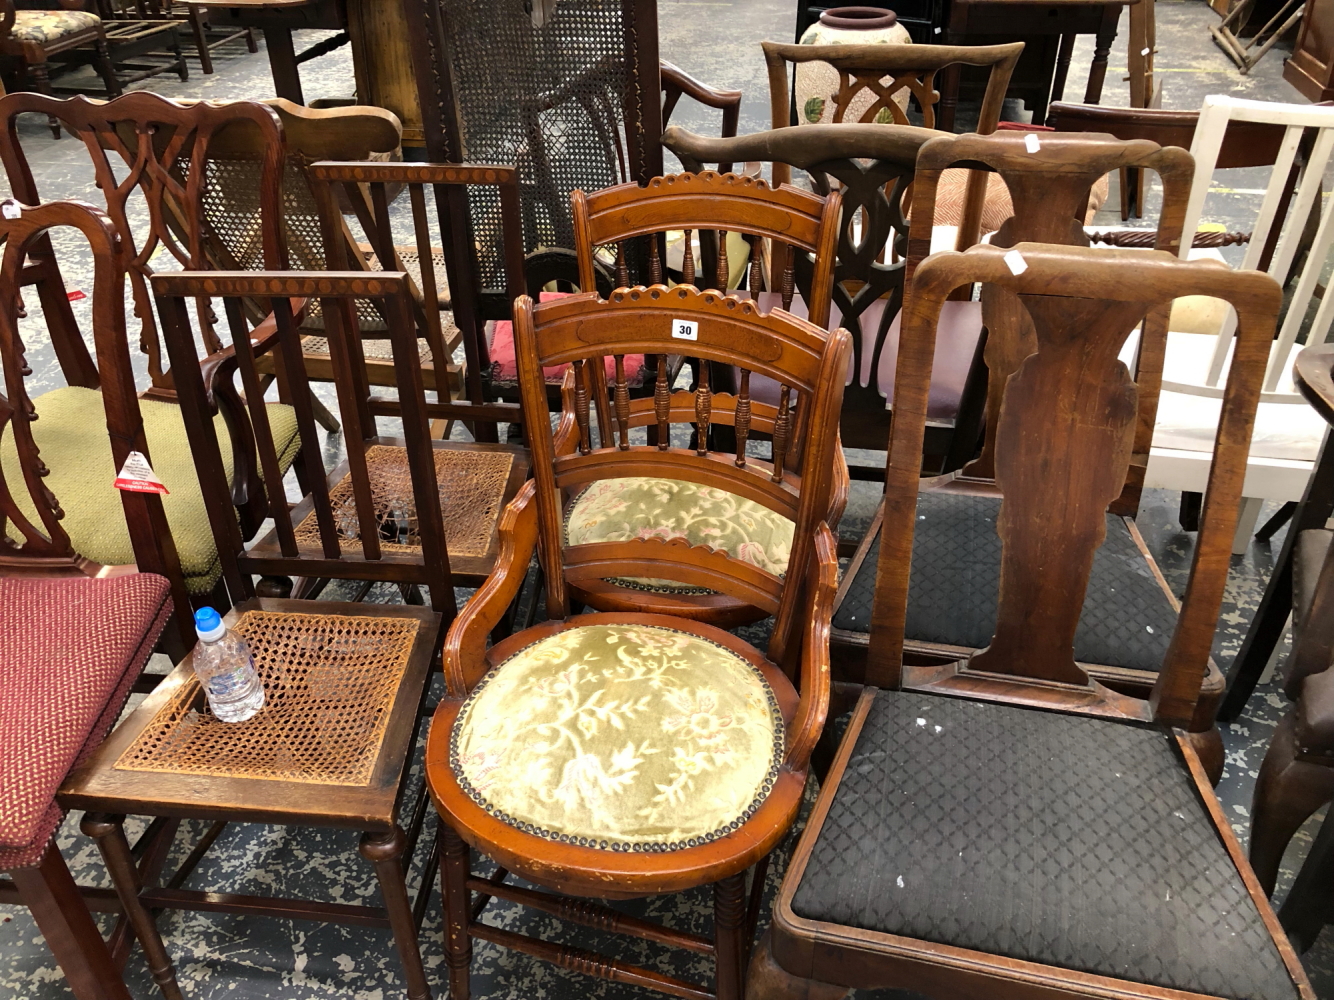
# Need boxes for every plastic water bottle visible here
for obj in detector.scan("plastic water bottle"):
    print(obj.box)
[192,608,265,722]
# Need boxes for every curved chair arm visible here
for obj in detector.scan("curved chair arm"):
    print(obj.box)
[783,522,837,773]
[1295,343,1334,425]
[661,60,742,173]
[442,480,540,698]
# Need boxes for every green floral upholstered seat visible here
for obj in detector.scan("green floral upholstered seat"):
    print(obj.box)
[564,477,794,594]
[9,9,100,43]
[451,623,784,850]
[0,386,300,595]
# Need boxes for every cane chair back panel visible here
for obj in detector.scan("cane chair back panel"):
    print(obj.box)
[870,243,1280,726]
[0,92,286,391]
[909,131,1195,493]
[151,271,463,616]
[400,0,661,290]
[308,161,527,425]
[515,285,851,668]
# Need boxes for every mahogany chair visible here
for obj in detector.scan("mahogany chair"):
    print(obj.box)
[826,133,1229,742]
[1246,343,1334,896]
[90,0,189,94]
[560,169,843,627]
[58,270,465,1000]
[0,200,174,1000]
[0,91,298,644]
[424,284,850,1000]
[758,242,1311,1000]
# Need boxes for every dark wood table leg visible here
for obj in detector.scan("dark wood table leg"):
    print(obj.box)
[939,61,961,132]
[1049,32,1077,110]
[1083,18,1119,102]
[9,841,132,1000]
[262,25,303,104]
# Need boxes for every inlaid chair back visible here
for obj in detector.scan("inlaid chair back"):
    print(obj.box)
[516,285,851,668]
[870,244,1280,726]
[308,160,528,434]
[0,199,175,583]
[908,131,1195,499]
[152,271,459,617]
[0,92,286,392]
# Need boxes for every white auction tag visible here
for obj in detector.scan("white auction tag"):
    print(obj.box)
[672,317,699,341]
[2,202,20,220]
[1024,133,1041,154]
[1004,249,1028,275]
[1141,46,1152,56]
[114,451,169,495]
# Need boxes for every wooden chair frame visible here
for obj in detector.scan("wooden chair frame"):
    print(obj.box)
[766,242,1311,1000]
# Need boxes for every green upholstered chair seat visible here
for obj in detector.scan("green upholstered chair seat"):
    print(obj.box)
[0,386,300,594]
[563,477,794,594]
[10,9,100,44]
[450,623,784,850]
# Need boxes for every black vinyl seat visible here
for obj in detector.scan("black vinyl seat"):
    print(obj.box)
[790,690,1300,1000]
[834,493,1177,670]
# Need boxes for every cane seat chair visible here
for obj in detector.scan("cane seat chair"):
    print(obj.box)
[0,92,305,635]
[825,132,1225,735]
[424,284,849,1000]
[561,169,844,626]
[759,242,1314,1000]
[0,200,175,1000]
[59,270,469,1000]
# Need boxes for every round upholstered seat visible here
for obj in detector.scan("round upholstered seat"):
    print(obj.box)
[450,622,784,851]
[564,477,794,594]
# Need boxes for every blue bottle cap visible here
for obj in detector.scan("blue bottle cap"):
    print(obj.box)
[194,607,223,639]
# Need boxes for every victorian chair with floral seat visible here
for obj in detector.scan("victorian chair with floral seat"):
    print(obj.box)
[0,200,174,1000]
[424,283,850,1000]
[0,0,120,136]
[60,269,464,1000]
[755,243,1311,1000]
[562,169,844,626]
[0,92,301,646]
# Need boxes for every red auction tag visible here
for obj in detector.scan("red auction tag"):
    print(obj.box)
[114,451,169,495]
[67,290,86,302]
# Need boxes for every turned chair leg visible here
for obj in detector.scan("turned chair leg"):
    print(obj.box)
[27,62,60,139]
[94,38,121,98]
[440,824,473,1000]
[744,928,850,1000]
[82,814,185,1000]
[8,840,132,1000]
[714,873,747,1000]
[360,828,432,1000]
[186,6,213,74]
[1250,711,1334,895]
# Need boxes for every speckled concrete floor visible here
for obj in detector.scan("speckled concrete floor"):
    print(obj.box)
[1,1,1332,997]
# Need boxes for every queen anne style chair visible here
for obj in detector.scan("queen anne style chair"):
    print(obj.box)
[424,284,849,1000]
[0,200,174,1000]
[58,270,464,1000]
[755,242,1312,1000]
[562,169,844,626]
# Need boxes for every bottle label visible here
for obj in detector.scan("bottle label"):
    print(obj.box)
[207,666,255,700]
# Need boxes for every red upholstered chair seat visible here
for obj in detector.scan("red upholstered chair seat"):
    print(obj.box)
[488,291,647,385]
[0,574,171,870]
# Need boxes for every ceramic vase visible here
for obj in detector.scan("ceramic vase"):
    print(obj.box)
[795,6,913,125]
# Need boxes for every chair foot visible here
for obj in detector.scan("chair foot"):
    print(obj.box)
[1250,711,1334,895]
[360,828,432,1000]
[744,929,849,1000]
[9,840,132,1000]
[81,814,185,1000]
[714,873,747,1000]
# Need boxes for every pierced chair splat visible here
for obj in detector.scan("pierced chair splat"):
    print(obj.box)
[425,283,851,1000]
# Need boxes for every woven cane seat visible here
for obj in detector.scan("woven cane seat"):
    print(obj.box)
[790,691,1300,1000]
[115,611,421,786]
[833,493,1176,671]
[450,623,783,850]
[0,386,300,594]
[293,444,514,560]
[564,477,794,594]
[0,574,171,870]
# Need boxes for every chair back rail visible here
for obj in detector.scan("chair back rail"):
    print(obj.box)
[0,92,287,390]
[514,285,851,671]
[909,131,1194,499]
[1179,97,1334,402]
[307,160,527,426]
[870,243,1280,726]
[151,270,457,618]
[761,39,1022,248]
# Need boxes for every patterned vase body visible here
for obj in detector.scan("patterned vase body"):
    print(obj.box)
[795,6,914,125]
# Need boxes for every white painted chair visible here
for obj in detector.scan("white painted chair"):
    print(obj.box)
[1144,95,1334,552]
